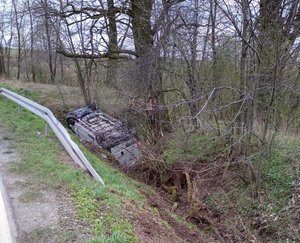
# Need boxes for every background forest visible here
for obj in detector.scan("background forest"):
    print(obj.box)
[1,0,300,241]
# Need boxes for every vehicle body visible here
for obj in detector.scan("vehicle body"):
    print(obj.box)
[67,105,141,166]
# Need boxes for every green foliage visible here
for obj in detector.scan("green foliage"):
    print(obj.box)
[203,134,299,241]
[206,185,255,216]
[164,131,225,164]
[262,140,299,212]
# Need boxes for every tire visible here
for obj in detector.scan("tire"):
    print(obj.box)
[67,116,76,126]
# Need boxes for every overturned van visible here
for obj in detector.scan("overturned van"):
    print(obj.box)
[67,105,141,166]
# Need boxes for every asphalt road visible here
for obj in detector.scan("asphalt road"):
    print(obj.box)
[0,123,89,242]
[0,125,17,242]
[0,178,15,243]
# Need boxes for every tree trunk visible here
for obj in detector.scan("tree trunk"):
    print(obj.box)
[43,0,56,83]
[28,0,36,82]
[0,44,5,75]
[186,0,200,129]
[59,0,90,103]
[12,0,21,80]
[237,0,249,136]
[131,0,170,142]
[254,0,287,198]
[105,0,118,85]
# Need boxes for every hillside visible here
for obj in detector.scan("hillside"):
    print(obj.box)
[1,79,299,242]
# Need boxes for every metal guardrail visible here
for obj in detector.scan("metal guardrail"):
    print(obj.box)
[0,87,105,186]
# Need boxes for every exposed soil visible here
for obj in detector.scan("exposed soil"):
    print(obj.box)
[2,76,300,242]
[88,143,210,242]
[123,197,206,243]
[0,79,211,242]
[0,123,88,242]
[127,152,255,242]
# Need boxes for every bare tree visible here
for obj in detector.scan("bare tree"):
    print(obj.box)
[12,0,23,79]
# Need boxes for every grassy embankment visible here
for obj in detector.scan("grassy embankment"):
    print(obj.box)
[0,86,197,242]
[164,123,299,241]
[1,83,298,241]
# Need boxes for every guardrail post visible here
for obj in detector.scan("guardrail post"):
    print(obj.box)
[17,105,22,115]
[44,123,50,136]
[0,87,105,186]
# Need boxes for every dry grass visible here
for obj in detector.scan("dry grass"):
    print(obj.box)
[0,78,84,107]
[0,78,129,118]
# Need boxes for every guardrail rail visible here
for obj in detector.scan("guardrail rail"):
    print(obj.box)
[0,87,105,186]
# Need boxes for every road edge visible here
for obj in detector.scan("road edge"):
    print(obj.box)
[0,175,18,243]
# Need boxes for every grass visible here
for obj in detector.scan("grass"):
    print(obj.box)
[0,84,208,242]
[204,134,299,241]
[0,88,148,242]
[163,126,299,240]
[164,130,225,164]
[2,83,298,241]
[263,150,297,212]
